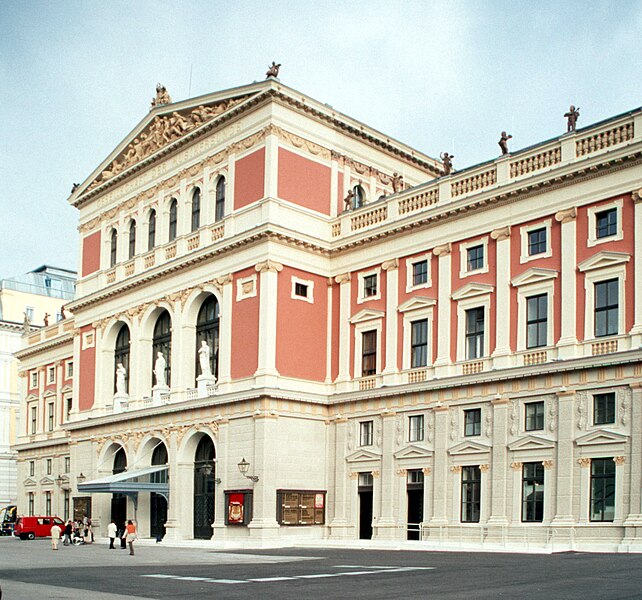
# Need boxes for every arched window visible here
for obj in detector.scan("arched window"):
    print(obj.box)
[152,310,172,386]
[152,443,168,466]
[150,441,168,539]
[168,198,178,242]
[113,447,127,474]
[196,295,219,381]
[110,229,118,267]
[353,185,365,209]
[114,324,131,393]
[215,177,226,222]
[193,436,215,539]
[128,220,136,259]
[148,209,157,251]
[191,188,201,232]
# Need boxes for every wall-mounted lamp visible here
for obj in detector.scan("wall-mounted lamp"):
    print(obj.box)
[237,457,259,483]
[76,472,86,484]
[55,474,64,486]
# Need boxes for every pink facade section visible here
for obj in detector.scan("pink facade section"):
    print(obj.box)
[81,231,101,277]
[234,148,265,210]
[277,148,332,215]
[230,268,260,379]
[78,326,95,412]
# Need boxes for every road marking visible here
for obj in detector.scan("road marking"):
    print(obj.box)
[141,565,434,585]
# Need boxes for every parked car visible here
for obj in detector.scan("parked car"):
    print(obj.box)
[13,516,65,540]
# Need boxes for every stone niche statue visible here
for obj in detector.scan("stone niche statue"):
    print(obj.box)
[198,340,212,377]
[115,363,127,396]
[154,351,167,387]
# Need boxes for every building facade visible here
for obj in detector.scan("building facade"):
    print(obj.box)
[14,79,642,551]
[0,266,75,506]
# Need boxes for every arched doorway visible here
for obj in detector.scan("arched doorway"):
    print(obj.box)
[150,443,168,540]
[193,436,215,539]
[111,447,127,532]
[195,296,219,382]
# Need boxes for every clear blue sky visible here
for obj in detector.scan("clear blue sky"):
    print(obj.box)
[1,0,640,277]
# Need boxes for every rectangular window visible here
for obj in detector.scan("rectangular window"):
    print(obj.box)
[64,489,70,521]
[522,462,544,522]
[48,403,54,432]
[276,490,325,525]
[412,260,428,286]
[594,392,615,425]
[595,279,618,337]
[30,372,38,389]
[408,415,424,442]
[66,361,73,378]
[464,408,481,437]
[527,227,547,256]
[407,469,424,485]
[46,458,52,475]
[596,208,617,239]
[465,307,485,360]
[410,319,428,368]
[361,330,377,376]
[29,461,35,477]
[28,493,34,517]
[590,458,615,522]
[363,274,378,298]
[30,406,37,435]
[467,245,484,271]
[65,456,70,473]
[45,492,52,515]
[360,420,373,446]
[358,472,374,487]
[525,401,545,431]
[47,366,55,384]
[461,466,481,523]
[526,294,548,349]
[294,282,308,298]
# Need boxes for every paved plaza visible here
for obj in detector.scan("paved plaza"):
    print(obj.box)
[1,537,642,599]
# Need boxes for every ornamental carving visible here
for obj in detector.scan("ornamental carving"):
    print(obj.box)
[555,207,577,224]
[255,260,283,274]
[614,456,625,466]
[394,415,403,448]
[510,462,522,471]
[348,472,358,480]
[422,467,432,476]
[509,399,518,436]
[371,470,380,478]
[88,97,248,191]
[396,468,407,477]
[450,465,462,473]
[449,409,457,441]
[620,389,630,426]
[548,398,557,433]
[542,460,554,470]
[578,458,591,467]
[632,189,642,203]
[334,273,351,285]
[433,243,452,257]
[426,412,433,443]
[381,258,399,272]
[576,392,587,430]
[484,408,492,437]
[490,225,511,241]
[479,464,490,473]
[272,125,331,160]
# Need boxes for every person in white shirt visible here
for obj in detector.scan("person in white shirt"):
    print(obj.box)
[50,523,62,550]
[107,520,117,549]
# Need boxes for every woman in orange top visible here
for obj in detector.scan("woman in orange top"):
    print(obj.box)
[125,520,137,556]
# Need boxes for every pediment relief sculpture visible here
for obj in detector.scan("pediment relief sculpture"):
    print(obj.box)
[87,96,248,192]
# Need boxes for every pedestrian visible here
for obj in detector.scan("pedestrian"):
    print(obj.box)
[119,522,127,549]
[50,522,61,550]
[63,520,73,546]
[125,520,137,556]
[87,518,94,543]
[107,520,117,549]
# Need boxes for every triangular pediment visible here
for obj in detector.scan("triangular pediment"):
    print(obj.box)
[448,440,491,455]
[39,476,55,486]
[23,478,37,487]
[578,251,630,273]
[451,283,494,301]
[394,444,434,459]
[508,434,556,451]
[25,394,38,403]
[350,309,385,324]
[398,296,437,313]
[346,448,382,463]
[61,385,73,393]
[575,429,628,446]
[511,268,559,288]
[71,85,261,199]
[43,390,56,399]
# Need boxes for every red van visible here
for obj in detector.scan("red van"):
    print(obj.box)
[13,516,65,540]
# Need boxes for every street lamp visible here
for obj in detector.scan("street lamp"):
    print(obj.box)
[55,475,64,486]
[237,457,259,483]
[76,472,86,484]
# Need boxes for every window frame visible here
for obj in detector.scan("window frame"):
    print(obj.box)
[291,276,314,304]
[191,187,201,232]
[410,318,429,369]
[587,199,623,247]
[215,176,226,222]
[359,420,374,446]
[524,401,545,432]
[454,289,492,362]
[30,405,37,435]
[30,371,38,389]
[405,253,432,292]
[147,209,157,251]
[594,278,619,338]
[580,259,626,341]
[461,465,481,523]
[590,458,615,522]
[520,220,552,263]
[465,307,485,361]
[65,360,73,379]
[526,293,548,349]
[408,414,424,442]
[128,219,136,259]
[361,330,377,377]
[593,392,616,426]
[463,408,482,437]
[357,268,381,303]
[109,228,118,268]
[168,198,178,242]
[47,402,54,432]
[459,237,489,278]
[521,462,544,523]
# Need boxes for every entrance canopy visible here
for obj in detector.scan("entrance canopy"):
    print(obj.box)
[78,465,169,495]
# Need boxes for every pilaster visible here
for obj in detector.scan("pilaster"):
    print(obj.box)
[430,405,450,525]
[382,259,399,383]
[433,244,453,377]
[629,191,642,346]
[487,396,510,525]
[335,273,352,389]
[328,417,350,538]
[623,383,642,528]
[215,274,233,388]
[264,133,279,199]
[552,389,576,524]
[555,208,578,357]
[490,227,512,367]
[373,412,398,539]
[254,260,282,385]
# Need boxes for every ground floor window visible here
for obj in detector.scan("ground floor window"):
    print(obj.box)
[277,490,326,525]
[28,493,34,516]
[45,491,52,515]
[590,458,615,522]
[461,466,481,523]
[522,462,544,522]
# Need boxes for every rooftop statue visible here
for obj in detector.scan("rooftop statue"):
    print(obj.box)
[498,131,512,155]
[266,62,281,78]
[344,189,355,211]
[440,152,454,175]
[564,105,580,133]
[150,83,172,109]
[391,172,404,193]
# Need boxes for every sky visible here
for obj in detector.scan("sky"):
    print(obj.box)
[1,0,641,277]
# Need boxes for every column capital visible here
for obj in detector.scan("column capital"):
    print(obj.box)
[214,273,233,287]
[490,225,511,241]
[578,457,591,468]
[381,258,399,271]
[632,188,642,203]
[433,242,452,257]
[334,272,351,284]
[491,395,511,405]
[555,206,577,223]
[556,388,576,398]
[255,260,283,273]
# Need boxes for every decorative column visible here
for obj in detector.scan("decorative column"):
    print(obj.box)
[623,383,642,538]
[329,417,350,538]
[555,208,578,358]
[334,273,352,390]
[552,389,576,525]
[373,411,398,539]
[430,405,450,525]
[325,279,333,384]
[382,259,399,383]
[248,412,280,538]
[433,244,453,377]
[490,226,512,368]
[488,395,510,526]
[254,260,282,386]
[215,274,233,389]
[630,190,642,347]
[162,429,182,542]
[212,419,229,539]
